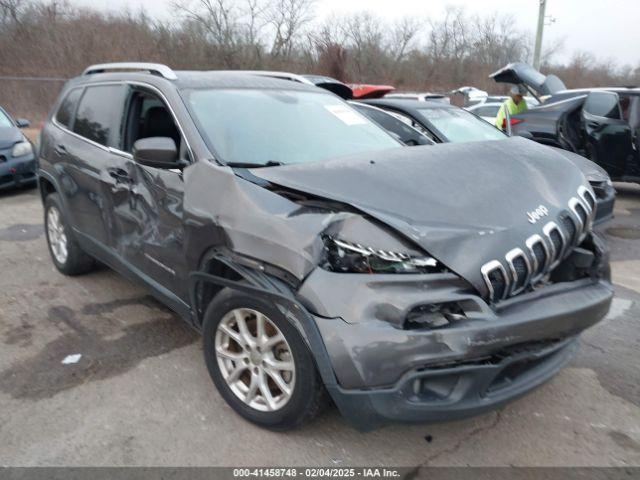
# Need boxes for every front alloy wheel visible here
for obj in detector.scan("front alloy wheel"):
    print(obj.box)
[46,206,68,265]
[203,288,326,430]
[215,308,295,411]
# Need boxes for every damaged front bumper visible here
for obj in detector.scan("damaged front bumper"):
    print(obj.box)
[297,270,613,429]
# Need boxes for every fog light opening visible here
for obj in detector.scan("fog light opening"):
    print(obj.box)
[404,302,466,330]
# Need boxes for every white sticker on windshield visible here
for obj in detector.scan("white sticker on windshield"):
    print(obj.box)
[324,104,368,126]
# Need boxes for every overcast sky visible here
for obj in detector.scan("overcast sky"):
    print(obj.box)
[76,0,640,68]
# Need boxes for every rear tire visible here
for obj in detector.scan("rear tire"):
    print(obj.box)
[203,287,326,430]
[44,193,95,276]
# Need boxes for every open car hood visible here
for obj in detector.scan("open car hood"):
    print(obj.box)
[252,138,587,295]
[490,62,566,97]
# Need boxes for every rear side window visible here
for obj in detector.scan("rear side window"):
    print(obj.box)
[55,88,82,128]
[353,104,429,145]
[73,85,128,147]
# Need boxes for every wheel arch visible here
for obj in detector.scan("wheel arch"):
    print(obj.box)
[38,171,58,201]
[189,249,299,328]
[187,252,340,392]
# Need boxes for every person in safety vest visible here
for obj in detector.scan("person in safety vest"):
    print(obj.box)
[495,84,528,130]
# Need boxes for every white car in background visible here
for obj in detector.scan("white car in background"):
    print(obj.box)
[450,86,488,106]
[466,102,503,124]
[466,96,540,124]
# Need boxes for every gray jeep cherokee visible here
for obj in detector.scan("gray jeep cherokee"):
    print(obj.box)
[38,63,613,430]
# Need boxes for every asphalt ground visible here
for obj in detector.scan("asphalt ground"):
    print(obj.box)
[0,183,639,467]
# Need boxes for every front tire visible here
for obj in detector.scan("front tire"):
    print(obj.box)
[44,193,95,276]
[203,288,326,430]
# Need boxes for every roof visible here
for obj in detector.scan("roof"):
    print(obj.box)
[173,71,319,91]
[70,69,323,93]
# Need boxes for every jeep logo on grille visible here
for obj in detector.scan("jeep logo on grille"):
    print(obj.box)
[527,205,549,224]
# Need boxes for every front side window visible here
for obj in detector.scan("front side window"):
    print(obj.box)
[73,85,128,147]
[55,88,82,128]
[418,108,506,143]
[123,89,182,154]
[0,109,13,128]
[182,88,399,166]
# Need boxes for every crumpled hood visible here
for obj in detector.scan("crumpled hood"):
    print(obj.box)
[0,127,22,150]
[252,137,588,296]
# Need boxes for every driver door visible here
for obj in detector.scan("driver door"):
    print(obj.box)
[581,91,634,178]
[112,86,190,302]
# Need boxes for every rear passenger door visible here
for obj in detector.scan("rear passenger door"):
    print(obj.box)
[55,84,128,248]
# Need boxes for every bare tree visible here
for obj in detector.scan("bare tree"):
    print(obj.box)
[1,0,636,121]
[267,0,315,59]
[172,0,241,68]
[388,16,421,65]
[0,0,26,26]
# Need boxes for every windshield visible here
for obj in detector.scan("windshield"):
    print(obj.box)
[0,109,13,128]
[183,88,400,166]
[418,108,505,143]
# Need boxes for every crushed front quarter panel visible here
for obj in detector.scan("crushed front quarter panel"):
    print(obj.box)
[181,160,359,282]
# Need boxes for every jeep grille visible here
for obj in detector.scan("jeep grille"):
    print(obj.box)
[481,186,597,303]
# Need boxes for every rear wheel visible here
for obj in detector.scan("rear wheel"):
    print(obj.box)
[203,288,326,430]
[44,193,95,275]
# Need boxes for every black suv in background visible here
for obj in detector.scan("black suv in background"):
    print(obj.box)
[38,63,613,431]
[491,62,640,183]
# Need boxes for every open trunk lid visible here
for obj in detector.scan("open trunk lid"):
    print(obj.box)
[490,62,566,97]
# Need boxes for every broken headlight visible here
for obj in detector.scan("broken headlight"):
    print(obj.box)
[321,236,441,274]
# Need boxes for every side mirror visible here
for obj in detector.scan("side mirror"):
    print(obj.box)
[132,137,179,169]
[583,91,621,121]
[16,118,30,128]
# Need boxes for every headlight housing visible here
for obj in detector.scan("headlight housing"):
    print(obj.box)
[12,141,32,158]
[321,236,442,274]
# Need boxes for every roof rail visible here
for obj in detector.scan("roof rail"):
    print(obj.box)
[229,70,314,85]
[82,62,177,80]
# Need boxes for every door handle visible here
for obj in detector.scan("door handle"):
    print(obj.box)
[54,144,67,156]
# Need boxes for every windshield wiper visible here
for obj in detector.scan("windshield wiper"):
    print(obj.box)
[225,160,284,168]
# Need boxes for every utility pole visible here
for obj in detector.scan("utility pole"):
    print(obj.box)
[533,0,547,69]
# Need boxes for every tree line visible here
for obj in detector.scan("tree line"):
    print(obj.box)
[1,0,639,120]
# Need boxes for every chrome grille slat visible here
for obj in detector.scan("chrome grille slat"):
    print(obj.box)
[481,260,510,302]
[525,234,550,282]
[577,185,596,231]
[568,197,587,242]
[505,248,531,296]
[542,221,566,269]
